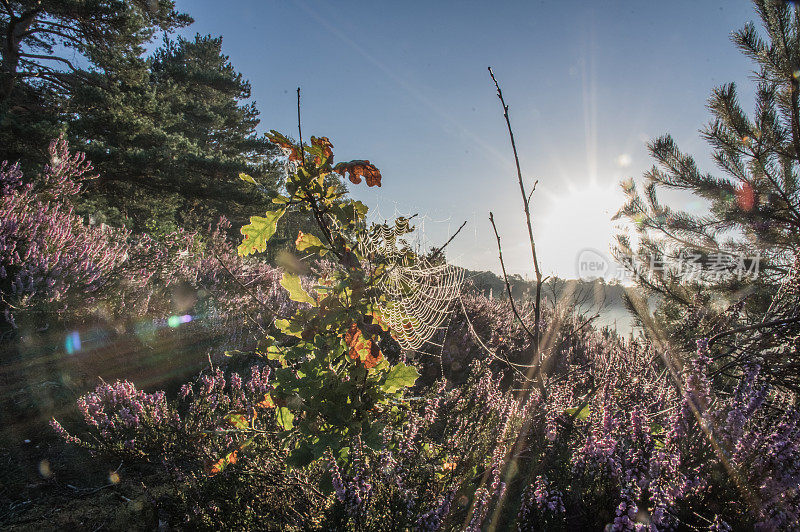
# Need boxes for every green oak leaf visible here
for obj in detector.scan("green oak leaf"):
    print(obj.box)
[564,406,591,421]
[274,318,303,338]
[382,362,419,393]
[280,272,317,306]
[224,412,249,430]
[295,231,327,255]
[286,444,314,468]
[276,406,295,430]
[239,172,258,185]
[238,209,285,256]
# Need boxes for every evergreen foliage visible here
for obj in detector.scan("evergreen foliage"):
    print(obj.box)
[1,2,287,234]
[0,0,191,168]
[71,33,283,232]
[615,0,800,388]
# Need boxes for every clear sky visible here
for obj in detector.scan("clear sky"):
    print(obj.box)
[174,0,758,280]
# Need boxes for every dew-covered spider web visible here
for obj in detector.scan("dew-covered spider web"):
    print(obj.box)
[357,213,464,352]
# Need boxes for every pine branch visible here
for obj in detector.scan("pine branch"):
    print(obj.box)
[708,314,800,347]
[18,51,80,72]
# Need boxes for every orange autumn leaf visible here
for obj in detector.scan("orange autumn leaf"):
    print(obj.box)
[334,160,382,187]
[365,341,382,369]
[267,131,303,162]
[736,182,755,211]
[442,461,457,472]
[275,140,302,162]
[367,311,389,332]
[207,449,238,476]
[311,136,334,164]
[343,322,383,369]
[257,393,275,409]
[344,322,360,346]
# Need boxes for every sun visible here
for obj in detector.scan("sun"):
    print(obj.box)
[537,180,627,279]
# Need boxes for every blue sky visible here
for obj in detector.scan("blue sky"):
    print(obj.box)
[175,0,757,279]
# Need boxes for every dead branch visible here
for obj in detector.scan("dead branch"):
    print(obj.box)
[488,66,544,356]
[429,219,467,261]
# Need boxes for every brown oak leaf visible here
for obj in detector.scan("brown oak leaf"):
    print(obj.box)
[311,136,334,164]
[344,322,383,369]
[334,160,382,187]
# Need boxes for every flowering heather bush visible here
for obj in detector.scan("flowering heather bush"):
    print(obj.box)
[324,327,800,530]
[296,361,526,530]
[0,138,293,358]
[43,132,800,530]
[118,216,291,351]
[0,138,129,327]
[51,361,323,528]
[429,288,621,388]
[51,288,800,530]
[516,476,566,530]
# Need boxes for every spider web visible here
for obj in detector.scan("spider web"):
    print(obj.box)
[275,146,463,351]
[358,217,464,351]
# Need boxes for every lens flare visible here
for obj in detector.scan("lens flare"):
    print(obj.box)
[64,331,81,354]
[167,314,193,328]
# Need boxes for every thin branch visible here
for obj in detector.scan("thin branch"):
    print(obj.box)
[18,51,80,72]
[775,10,800,162]
[429,219,467,260]
[708,314,800,347]
[489,212,537,341]
[17,70,71,88]
[489,211,547,399]
[488,66,544,356]
[527,179,538,205]
[210,248,276,322]
[458,295,536,379]
[33,19,74,31]
[297,87,305,166]
[21,27,82,46]
[293,86,344,261]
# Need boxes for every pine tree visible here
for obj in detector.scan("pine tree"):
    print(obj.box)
[70,34,282,233]
[1,0,288,234]
[615,0,800,388]
[0,0,191,168]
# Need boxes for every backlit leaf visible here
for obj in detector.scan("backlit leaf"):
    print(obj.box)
[207,449,238,476]
[564,406,591,421]
[334,160,382,187]
[257,393,275,409]
[224,412,249,429]
[280,272,317,306]
[275,318,303,338]
[239,172,258,185]
[276,406,294,430]
[238,209,285,256]
[295,231,327,255]
[382,362,419,393]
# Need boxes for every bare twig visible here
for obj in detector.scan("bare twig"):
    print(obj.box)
[488,66,544,356]
[458,295,535,379]
[488,212,536,341]
[294,87,338,250]
[429,220,467,260]
[18,52,80,72]
[489,212,547,396]
[209,248,275,332]
[296,87,305,166]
